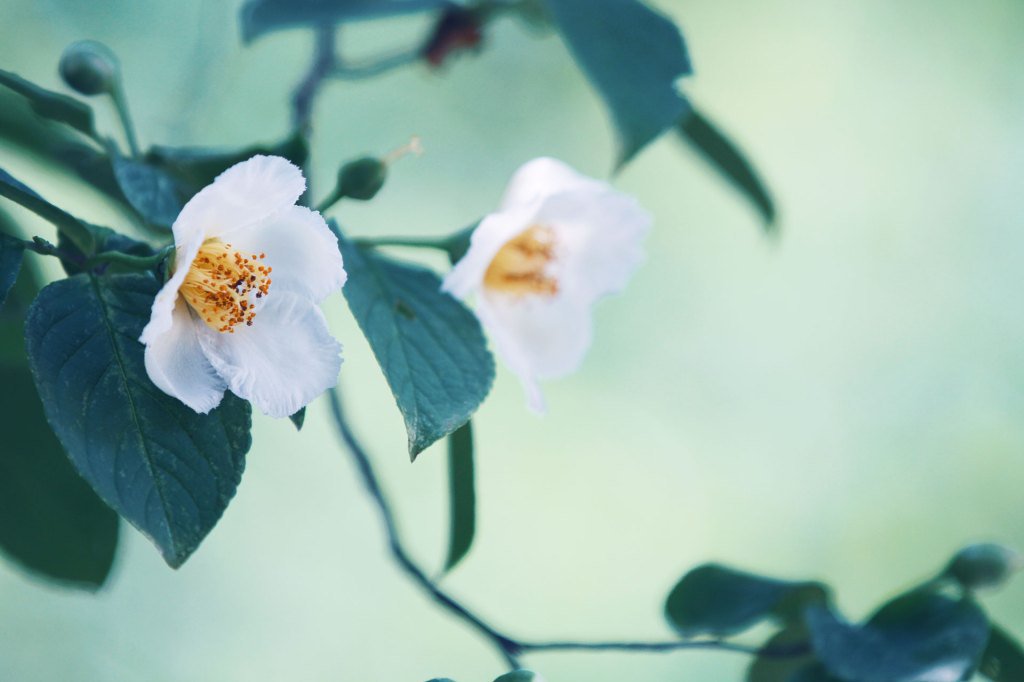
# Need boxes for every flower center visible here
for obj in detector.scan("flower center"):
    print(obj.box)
[179,238,272,333]
[483,224,559,296]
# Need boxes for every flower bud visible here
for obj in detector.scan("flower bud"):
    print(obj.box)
[58,40,120,96]
[336,157,387,202]
[946,543,1023,590]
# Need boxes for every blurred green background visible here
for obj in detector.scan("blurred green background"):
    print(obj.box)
[2,0,1024,680]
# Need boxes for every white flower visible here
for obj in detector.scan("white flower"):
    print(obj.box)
[442,157,650,413]
[139,155,347,418]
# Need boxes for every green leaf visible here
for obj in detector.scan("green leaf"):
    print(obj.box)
[0,165,96,253]
[443,420,475,572]
[544,0,692,167]
[665,563,828,638]
[804,590,990,682]
[24,273,252,567]
[0,69,96,140]
[0,233,24,308]
[980,624,1024,681]
[678,106,776,228]
[494,672,542,682]
[146,133,309,197]
[338,234,494,459]
[747,624,816,682]
[241,0,449,43]
[0,262,119,589]
[111,156,184,229]
[289,407,306,431]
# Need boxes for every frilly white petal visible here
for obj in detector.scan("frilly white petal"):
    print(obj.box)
[196,293,342,419]
[442,201,540,299]
[172,155,306,247]
[138,228,205,344]
[499,157,603,211]
[219,205,346,304]
[142,298,227,413]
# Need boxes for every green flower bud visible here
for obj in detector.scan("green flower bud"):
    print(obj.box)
[58,40,120,96]
[946,543,1023,591]
[337,157,387,202]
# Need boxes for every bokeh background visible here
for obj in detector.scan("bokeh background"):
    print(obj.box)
[1,0,1023,680]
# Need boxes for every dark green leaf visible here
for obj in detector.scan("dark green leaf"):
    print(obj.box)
[804,590,990,682]
[241,0,449,43]
[111,156,184,229]
[494,672,542,682]
[678,106,776,228]
[24,273,252,567]
[443,420,475,572]
[665,563,827,638]
[289,407,306,431]
[146,133,309,197]
[544,0,692,166]
[0,165,96,253]
[0,263,119,589]
[0,69,96,139]
[980,624,1024,681]
[0,233,24,308]
[338,233,494,459]
[425,679,457,682]
[748,624,816,682]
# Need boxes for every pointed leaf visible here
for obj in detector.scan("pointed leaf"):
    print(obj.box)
[289,407,306,431]
[111,156,184,229]
[338,235,494,459]
[678,107,776,228]
[544,0,692,166]
[443,420,475,572]
[804,590,990,682]
[980,624,1024,681]
[241,0,449,43]
[0,69,96,139]
[24,273,252,567]
[665,563,828,638]
[0,264,119,589]
[0,233,24,308]
[0,166,96,253]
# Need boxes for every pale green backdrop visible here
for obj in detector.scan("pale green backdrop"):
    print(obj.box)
[1,1,1023,680]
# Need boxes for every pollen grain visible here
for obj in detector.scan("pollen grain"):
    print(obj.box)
[180,238,272,333]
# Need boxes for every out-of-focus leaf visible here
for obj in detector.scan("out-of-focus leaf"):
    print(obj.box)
[0,166,96,253]
[804,590,990,682]
[678,107,776,229]
[443,420,475,572]
[24,273,252,567]
[338,232,494,459]
[980,624,1024,681]
[111,156,184,229]
[747,624,816,682]
[665,563,827,638]
[494,672,543,682]
[0,69,96,139]
[240,0,450,43]
[289,407,306,431]
[146,132,309,196]
[0,262,119,589]
[0,233,24,307]
[543,0,692,167]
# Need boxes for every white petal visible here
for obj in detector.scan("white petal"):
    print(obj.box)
[138,229,205,345]
[477,291,593,409]
[442,201,540,299]
[218,205,346,304]
[539,188,651,302]
[142,298,227,413]
[196,293,342,419]
[172,155,306,247]
[500,157,604,211]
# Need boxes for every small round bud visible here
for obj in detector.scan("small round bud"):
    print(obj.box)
[337,157,387,202]
[59,40,120,96]
[946,543,1023,591]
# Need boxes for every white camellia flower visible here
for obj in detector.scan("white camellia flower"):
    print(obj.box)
[139,155,347,418]
[442,157,650,413]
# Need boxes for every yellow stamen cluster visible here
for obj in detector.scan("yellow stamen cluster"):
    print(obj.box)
[483,224,559,296]
[180,238,272,333]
